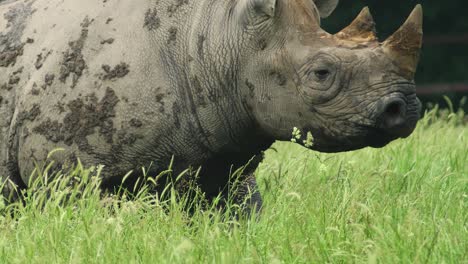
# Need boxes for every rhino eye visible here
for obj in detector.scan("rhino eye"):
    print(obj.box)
[314,69,330,81]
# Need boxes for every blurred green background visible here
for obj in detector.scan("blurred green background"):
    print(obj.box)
[322,0,468,111]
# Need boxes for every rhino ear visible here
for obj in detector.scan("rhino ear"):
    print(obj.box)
[313,0,339,18]
[238,0,278,19]
[251,0,278,17]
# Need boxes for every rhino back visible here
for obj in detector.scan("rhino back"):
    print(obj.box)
[1,0,208,184]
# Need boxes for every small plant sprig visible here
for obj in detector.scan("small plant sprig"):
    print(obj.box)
[303,131,314,148]
[290,127,302,143]
[290,127,314,148]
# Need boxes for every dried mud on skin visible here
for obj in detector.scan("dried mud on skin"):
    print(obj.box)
[33,87,120,152]
[59,17,93,88]
[101,62,130,80]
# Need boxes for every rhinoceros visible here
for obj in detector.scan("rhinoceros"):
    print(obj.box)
[1,0,423,210]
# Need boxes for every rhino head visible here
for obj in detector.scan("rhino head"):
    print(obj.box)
[235,0,423,152]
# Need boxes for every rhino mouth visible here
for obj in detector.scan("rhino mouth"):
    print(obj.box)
[305,127,394,153]
[366,117,418,148]
[309,124,414,153]
[366,128,400,148]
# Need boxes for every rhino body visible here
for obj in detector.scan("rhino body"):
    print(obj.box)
[1,0,423,209]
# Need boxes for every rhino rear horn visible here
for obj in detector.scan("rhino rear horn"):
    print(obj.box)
[335,7,377,42]
[383,5,423,80]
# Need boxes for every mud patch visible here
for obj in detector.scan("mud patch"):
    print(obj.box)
[154,89,166,113]
[245,79,255,97]
[30,82,40,95]
[167,27,177,44]
[156,93,164,102]
[269,71,287,86]
[192,76,207,107]
[100,38,114,45]
[55,101,66,113]
[32,119,64,143]
[0,2,34,67]
[172,102,181,129]
[59,17,93,88]
[33,87,120,152]
[35,50,52,69]
[101,62,130,80]
[116,131,140,146]
[167,0,189,17]
[42,73,55,89]
[17,104,41,126]
[197,35,205,58]
[8,75,20,85]
[1,67,23,90]
[104,130,144,170]
[0,44,24,67]
[129,118,143,128]
[143,8,160,31]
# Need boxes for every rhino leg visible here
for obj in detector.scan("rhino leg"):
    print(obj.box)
[199,153,264,216]
[0,176,23,203]
[1,102,26,204]
[230,173,263,216]
[1,146,26,204]
[0,106,27,204]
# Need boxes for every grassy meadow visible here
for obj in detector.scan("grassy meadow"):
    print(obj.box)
[0,107,467,263]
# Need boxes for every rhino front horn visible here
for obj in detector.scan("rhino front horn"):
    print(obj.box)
[335,7,377,42]
[383,5,423,80]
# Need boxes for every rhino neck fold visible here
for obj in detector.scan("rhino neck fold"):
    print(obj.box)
[178,0,273,155]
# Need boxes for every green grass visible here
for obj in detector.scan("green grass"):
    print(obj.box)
[1,108,467,264]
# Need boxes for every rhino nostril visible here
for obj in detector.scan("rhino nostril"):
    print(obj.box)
[379,98,407,131]
[385,100,404,119]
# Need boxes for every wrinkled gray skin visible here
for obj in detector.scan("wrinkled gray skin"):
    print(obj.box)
[1,0,421,211]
